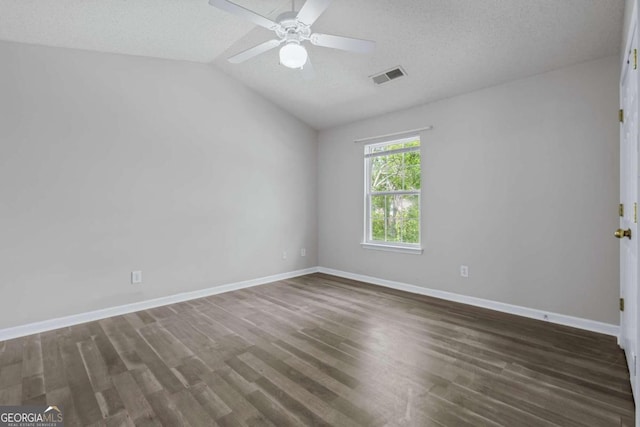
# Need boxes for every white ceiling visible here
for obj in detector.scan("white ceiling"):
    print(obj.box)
[0,0,624,130]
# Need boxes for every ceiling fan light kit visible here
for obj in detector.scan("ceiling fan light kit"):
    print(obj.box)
[279,42,308,69]
[208,0,375,72]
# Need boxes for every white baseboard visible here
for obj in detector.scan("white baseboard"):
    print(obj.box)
[0,267,320,342]
[317,267,619,337]
[0,265,619,341]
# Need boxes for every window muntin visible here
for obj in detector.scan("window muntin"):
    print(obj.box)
[365,136,421,248]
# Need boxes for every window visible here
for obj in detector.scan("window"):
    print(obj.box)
[363,136,422,254]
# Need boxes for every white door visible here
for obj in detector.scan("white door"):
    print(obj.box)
[620,18,638,400]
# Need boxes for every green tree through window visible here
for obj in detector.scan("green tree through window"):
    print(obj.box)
[365,137,421,246]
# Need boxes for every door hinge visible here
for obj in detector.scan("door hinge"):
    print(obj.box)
[620,298,625,311]
[634,203,637,223]
[620,109,624,123]
[620,203,625,217]
[634,49,637,70]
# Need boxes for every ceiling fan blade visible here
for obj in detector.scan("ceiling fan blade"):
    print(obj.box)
[228,39,282,63]
[296,0,332,26]
[310,33,375,54]
[301,58,315,80]
[209,0,279,30]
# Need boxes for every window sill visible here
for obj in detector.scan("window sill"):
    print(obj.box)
[361,242,424,255]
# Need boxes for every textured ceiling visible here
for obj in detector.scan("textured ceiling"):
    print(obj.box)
[0,0,624,130]
[0,0,290,62]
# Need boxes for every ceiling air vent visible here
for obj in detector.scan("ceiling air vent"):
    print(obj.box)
[371,66,407,85]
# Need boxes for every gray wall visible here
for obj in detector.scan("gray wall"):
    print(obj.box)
[0,41,318,329]
[318,55,620,324]
[0,40,622,329]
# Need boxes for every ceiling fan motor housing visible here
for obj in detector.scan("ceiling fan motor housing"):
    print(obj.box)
[275,12,311,43]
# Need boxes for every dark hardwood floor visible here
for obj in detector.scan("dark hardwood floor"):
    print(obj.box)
[0,273,634,426]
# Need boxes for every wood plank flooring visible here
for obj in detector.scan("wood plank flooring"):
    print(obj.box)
[0,273,634,426]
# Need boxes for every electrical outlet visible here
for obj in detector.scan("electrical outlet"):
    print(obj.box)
[301,248,306,257]
[282,251,287,260]
[460,265,469,278]
[131,271,142,284]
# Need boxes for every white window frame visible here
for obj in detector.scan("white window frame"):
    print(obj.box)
[362,135,423,254]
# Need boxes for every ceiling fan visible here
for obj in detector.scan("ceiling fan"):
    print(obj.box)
[208,0,375,72]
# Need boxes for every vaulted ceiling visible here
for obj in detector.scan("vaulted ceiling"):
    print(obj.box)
[0,0,624,129]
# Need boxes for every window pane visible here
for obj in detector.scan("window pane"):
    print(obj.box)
[370,195,386,241]
[403,151,420,190]
[369,194,420,244]
[371,154,401,192]
[403,196,420,243]
[404,162,421,190]
[369,151,421,192]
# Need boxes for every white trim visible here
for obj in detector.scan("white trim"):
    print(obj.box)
[0,265,620,341]
[317,267,620,337]
[364,135,422,248]
[368,190,421,197]
[354,126,433,144]
[0,267,320,341]
[365,142,420,158]
[360,242,423,254]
